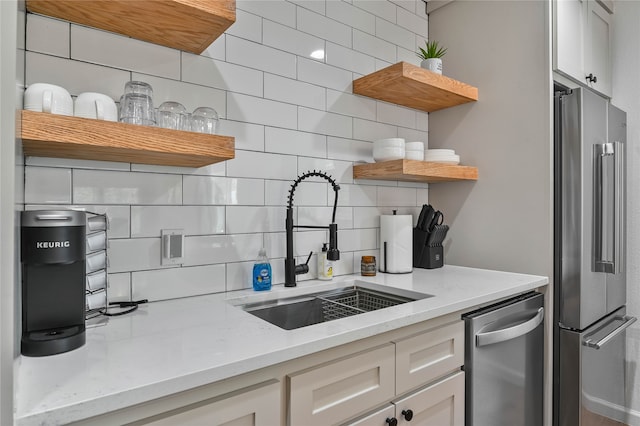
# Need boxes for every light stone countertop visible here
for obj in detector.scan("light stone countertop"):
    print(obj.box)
[15,265,548,425]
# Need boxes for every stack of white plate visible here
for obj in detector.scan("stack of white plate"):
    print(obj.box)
[405,141,424,160]
[424,149,460,165]
[373,138,405,162]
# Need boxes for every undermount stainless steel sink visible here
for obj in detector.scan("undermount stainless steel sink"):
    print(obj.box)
[235,283,432,330]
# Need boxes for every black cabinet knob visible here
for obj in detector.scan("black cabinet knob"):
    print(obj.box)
[386,417,398,426]
[402,409,414,421]
[586,73,598,83]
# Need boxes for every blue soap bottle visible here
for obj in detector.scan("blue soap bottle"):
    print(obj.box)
[253,248,272,291]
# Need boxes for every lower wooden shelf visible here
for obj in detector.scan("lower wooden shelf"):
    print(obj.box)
[20,110,235,168]
[353,159,478,183]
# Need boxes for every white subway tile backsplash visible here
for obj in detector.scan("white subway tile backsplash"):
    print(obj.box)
[131,206,225,237]
[298,206,353,229]
[26,52,130,99]
[397,127,427,143]
[297,58,353,92]
[108,238,166,273]
[353,1,397,23]
[265,180,328,206]
[71,25,180,80]
[298,107,352,138]
[397,46,417,65]
[335,184,377,207]
[377,186,417,206]
[217,120,265,152]
[377,101,416,128]
[25,156,130,171]
[73,170,182,205]
[353,30,396,63]
[107,273,131,303]
[327,89,376,120]
[353,207,382,228]
[227,150,298,181]
[327,137,373,162]
[226,9,263,43]
[130,162,226,177]
[263,20,326,61]
[237,0,296,27]
[297,157,354,184]
[397,7,428,38]
[226,206,286,233]
[326,1,375,35]
[21,0,430,302]
[340,228,377,251]
[228,92,297,129]
[184,233,263,266]
[325,43,376,76]
[227,36,296,78]
[182,53,263,98]
[25,167,71,204]
[296,8,352,48]
[264,74,325,110]
[265,127,327,157]
[353,118,397,141]
[375,17,415,51]
[131,73,226,118]
[26,14,70,58]
[132,265,226,301]
[183,176,264,205]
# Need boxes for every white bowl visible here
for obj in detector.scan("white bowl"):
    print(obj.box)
[405,150,424,161]
[374,146,405,162]
[374,138,405,150]
[405,141,424,151]
[425,149,455,156]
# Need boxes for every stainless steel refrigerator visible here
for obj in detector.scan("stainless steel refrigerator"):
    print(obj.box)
[554,86,637,426]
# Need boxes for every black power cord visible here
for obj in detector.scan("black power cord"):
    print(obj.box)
[101,299,148,317]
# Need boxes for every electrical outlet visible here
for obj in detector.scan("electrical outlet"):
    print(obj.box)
[161,229,185,266]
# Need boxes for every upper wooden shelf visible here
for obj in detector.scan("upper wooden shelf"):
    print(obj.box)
[26,0,236,54]
[353,159,478,183]
[353,62,478,112]
[20,110,235,168]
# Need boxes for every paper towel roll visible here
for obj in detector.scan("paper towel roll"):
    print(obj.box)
[379,214,413,273]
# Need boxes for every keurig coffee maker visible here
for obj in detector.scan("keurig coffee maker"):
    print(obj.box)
[21,210,87,356]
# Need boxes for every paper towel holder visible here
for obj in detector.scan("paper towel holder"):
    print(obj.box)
[380,210,413,274]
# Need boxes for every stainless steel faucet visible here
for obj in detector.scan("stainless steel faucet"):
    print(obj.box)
[285,171,340,287]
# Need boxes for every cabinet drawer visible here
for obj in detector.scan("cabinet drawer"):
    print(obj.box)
[395,321,464,394]
[136,380,280,426]
[394,371,465,426]
[288,344,396,426]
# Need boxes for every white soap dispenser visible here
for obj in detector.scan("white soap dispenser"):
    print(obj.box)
[317,243,333,280]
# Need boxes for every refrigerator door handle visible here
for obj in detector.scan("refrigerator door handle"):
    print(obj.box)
[583,315,636,349]
[476,307,544,347]
[593,141,624,274]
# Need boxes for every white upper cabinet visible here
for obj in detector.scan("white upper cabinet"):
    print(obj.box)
[554,0,612,97]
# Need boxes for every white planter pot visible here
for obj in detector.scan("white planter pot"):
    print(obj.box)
[421,58,442,74]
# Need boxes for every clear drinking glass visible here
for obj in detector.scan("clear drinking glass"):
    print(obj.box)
[157,101,188,130]
[191,107,219,134]
[124,81,153,98]
[119,93,155,126]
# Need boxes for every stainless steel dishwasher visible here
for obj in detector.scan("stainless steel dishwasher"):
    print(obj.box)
[463,291,544,426]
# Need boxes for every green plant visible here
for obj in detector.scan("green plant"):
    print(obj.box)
[416,40,447,60]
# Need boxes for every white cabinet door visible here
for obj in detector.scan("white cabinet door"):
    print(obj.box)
[288,344,396,426]
[394,321,464,395]
[139,380,281,426]
[554,0,585,81]
[585,0,612,95]
[343,404,396,426]
[393,372,465,426]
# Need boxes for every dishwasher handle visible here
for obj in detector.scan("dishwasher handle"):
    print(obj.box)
[476,307,544,347]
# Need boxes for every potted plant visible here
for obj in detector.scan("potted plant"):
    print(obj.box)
[416,40,447,75]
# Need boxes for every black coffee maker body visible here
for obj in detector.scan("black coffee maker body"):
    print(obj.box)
[21,210,87,356]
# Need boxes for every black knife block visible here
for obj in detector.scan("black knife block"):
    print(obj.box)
[413,226,447,269]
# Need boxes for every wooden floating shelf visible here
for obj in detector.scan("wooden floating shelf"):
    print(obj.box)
[26,0,236,54]
[20,110,235,168]
[353,159,478,183]
[353,62,478,112]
